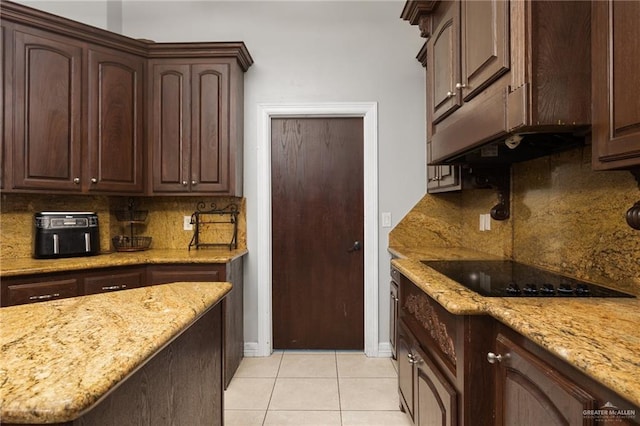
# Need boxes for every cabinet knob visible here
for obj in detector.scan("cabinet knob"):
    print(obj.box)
[182,181,188,186]
[446,91,455,98]
[191,180,197,186]
[407,352,422,365]
[91,177,98,184]
[73,177,80,184]
[487,352,509,364]
[455,83,466,89]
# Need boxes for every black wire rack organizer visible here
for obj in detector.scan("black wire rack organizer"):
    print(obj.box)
[188,202,239,251]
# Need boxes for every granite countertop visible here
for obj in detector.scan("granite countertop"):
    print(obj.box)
[389,244,640,409]
[0,281,232,424]
[0,248,248,277]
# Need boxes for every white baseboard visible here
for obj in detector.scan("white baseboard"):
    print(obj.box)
[377,342,393,358]
[244,341,393,358]
[243,342,261,357]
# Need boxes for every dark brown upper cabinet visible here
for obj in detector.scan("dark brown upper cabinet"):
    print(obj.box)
[9,26,84,192]
[87,47,145,193]
[1,0,252,196]
[592,0,640,170]
[148,49,248,196]
[3,7,146,195]
[403,0,591,165]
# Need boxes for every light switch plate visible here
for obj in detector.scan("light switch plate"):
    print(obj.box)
[382,212,392,228]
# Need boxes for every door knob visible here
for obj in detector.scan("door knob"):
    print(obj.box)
[348,241,362,252]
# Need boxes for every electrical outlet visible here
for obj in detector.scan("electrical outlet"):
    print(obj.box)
[479,214,491,231]
[183,216,193,231]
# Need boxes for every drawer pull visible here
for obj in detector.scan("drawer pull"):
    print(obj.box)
[101,284,127,291]
[29,293,60,301]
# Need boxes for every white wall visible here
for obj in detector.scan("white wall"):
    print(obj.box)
[13,0,427,352]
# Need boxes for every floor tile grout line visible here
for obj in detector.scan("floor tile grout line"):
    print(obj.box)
[262,351,284,426]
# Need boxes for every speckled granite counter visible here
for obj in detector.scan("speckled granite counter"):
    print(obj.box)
[0,281,231,424]
[390,244,640,408]
[0,248,248,277]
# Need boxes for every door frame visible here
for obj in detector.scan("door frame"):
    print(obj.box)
[256,102,379,357]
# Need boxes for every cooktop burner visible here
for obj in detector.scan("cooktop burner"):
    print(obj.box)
[422,260,635,298]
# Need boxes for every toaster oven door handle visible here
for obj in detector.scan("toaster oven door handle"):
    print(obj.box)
[53,234,59,254]
[85,233,91,252]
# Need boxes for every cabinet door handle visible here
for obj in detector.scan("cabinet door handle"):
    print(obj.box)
[446,91,455,98]
[487,352,510,364]
[29,293,60,301]
[73,177,80,184]
[182,180,188,186]
[101,284,127,291]
[191,180,197,186]
[91,177,98,184]
[455,83,466,89]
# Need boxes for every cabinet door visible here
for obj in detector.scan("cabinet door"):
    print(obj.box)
[429,0,460,124]
[398,322,416,421]
[495,333,596,426]
[592,0,640,170]
[149,62,191,192]
[414,345,457,426]
[87,48,144,193]
[12,27,83,191]
[190,63,230,193]
[83,267,145,295]
[460,0,509,101]
[390,279,398,359]
[4,278,79,307]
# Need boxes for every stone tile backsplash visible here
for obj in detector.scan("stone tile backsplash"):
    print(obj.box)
[390,145,640,295]
[0,194,246,258]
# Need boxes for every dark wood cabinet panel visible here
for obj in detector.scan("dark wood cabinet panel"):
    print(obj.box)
[1,24,6,190]
[11,26,83,192]
[149,62,191,192]
[146,263,225,285]
[494,332,596,426]
[415,344,457,426]
[87,47,144,193]
[4,277,80,307]
[149,58,242,196]
[73,303,223,426]
[460,0,509,102]
[190,63,230,193]
[146,261,243,390]
[429,0,460,125]
[592,0,640,170]
[83,267,145,295]
[390,278,398,360]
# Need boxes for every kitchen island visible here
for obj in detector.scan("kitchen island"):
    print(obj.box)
[0,281,231,425]
[389,244,640,421]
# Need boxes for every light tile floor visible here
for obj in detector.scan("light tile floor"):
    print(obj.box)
[224,351,413,426]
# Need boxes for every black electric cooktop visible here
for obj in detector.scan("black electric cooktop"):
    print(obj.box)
[422,260,635,298]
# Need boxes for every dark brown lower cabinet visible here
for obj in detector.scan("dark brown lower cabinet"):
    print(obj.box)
[1,260,244,389]
[397,270,494,426]
[493,332,595,426]
[82,267,145,295]
[147,260,244,390]
[4,277,80,306]
[398,321,457,426]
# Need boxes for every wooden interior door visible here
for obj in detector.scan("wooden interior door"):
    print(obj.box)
[271,117,364,349]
